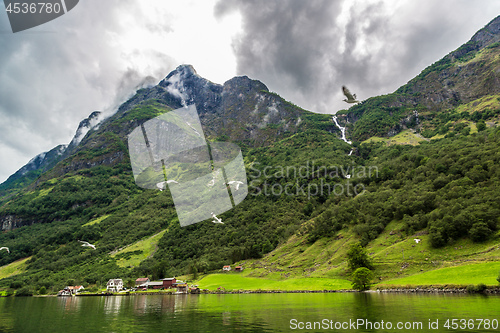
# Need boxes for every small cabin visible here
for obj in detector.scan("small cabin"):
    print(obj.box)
[222,265,231,272]
[234,266,243,272]
[135,277,150,287]
[162,277,177,289]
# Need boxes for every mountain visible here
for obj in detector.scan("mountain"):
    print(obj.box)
[342,15,500,141]
[0,17,499,293]
[0,111,106,202]
[0,62,351,290]
[0,65,335,202]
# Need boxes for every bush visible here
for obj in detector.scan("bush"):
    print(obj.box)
[347,242,373,271]
[467,283,487,293]
[477,121,486,132]
[475,283,487,293]
[14,287,33,297]
[351,267,374,291]
[38,286,47,295]
[469,222,491,242]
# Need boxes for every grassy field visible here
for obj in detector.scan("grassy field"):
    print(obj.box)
[82,214,110,227]
[0,257,31,280]
[226,219,500,290]
[362,130,428,146]
[110,229,167,268]
[197,273,352,291]
[380,262,500,287]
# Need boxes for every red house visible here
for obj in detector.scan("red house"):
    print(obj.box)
[162,277,176,289]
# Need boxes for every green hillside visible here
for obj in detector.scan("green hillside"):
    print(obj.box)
[0,17,499,294]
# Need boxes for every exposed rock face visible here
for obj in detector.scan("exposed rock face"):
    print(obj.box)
[398,15,500,108]
[104,64,306,145]
[0,214,37,231]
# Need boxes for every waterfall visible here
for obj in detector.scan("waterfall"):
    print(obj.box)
[332,116,352,145]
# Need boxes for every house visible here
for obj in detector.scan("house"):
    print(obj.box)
[58,285,84,296]
[234,266,243,272]
[162,277,176,289]
[67,285,84,294]
[135,277,150,287]
[106,279,123,293]
[223,265,231,272]
[175,283,188,293]
[147,281,164,289]
[57,289,71,296]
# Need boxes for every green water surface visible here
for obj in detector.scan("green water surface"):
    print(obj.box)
[0,293,498,332]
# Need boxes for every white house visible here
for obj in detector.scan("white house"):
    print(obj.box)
[106,279,124,292]
[67,285,84,295]
[223,265,231,271]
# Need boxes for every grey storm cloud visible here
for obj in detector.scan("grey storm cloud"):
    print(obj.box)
[215,0,500,114]
[0,0,175,182]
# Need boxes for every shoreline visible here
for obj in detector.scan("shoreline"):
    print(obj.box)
[4,286,500,298]
[73,286,500,296]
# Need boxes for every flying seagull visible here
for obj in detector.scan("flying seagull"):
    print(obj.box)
[211,212,223,224]
[78,240,96,249]
[227,181,244,191]
[156,180,179,191]
[342,86,359,104]
[0,247,9,253]
[414,239,421,244]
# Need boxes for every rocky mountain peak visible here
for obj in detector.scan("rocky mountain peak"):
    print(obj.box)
[67,111,103,149]
[470,15,500,47]
[449,15,500,61]
[223,76,269,95]
[158,64,222,113]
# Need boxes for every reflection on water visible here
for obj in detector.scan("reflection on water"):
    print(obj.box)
[0,293,498,332]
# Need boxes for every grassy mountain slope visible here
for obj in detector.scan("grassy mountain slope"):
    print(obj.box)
[342,16,500,142]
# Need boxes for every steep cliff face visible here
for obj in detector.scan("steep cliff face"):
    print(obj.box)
[108,64,309,145]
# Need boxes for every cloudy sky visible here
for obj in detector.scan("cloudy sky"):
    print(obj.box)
[0,0,499,183]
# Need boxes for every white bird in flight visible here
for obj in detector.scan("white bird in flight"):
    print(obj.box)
[78,240,96,249]
[156,180,179,191]
[211,212,223,224]
[227,181,244,191]
[342,86,359,104]
[414,239,421,244]
[0,247,9,253]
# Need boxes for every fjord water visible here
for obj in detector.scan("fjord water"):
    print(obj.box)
[0,293,499,332]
